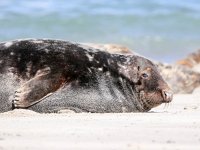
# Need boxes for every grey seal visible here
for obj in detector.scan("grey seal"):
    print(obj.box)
[0,39,173,113]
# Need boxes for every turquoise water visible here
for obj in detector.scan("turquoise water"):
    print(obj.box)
[0,0,200,62]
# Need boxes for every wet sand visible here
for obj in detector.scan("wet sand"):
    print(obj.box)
[0,93,200,150]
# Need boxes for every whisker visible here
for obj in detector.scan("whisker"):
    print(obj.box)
[168,103,171,108]
[163,103,167,109]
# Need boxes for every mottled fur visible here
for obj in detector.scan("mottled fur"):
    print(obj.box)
[0,39,172,113]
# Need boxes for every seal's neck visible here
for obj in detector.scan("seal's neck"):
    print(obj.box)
[117,76,149,112]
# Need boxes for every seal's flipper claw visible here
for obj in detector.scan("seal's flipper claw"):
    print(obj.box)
[13,87,32,108]
[12,69,65,108]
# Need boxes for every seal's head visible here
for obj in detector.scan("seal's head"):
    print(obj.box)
[119,55,173,111]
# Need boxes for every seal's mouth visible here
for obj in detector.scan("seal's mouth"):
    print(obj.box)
[161,90,173,103]
[139,89,173,111]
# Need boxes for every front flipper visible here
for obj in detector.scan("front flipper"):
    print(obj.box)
[13,68,65,108]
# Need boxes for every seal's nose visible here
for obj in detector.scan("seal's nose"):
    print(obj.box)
[162,90,173,103]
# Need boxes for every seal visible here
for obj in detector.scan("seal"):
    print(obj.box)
[88,42,200,94]
[176,49,200,73]
[0,39,173,113]
[156,49,200,94]
[83,43,132,54]
[156,62,200,94]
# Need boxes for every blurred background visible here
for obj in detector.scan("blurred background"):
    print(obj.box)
[0,0,200,63]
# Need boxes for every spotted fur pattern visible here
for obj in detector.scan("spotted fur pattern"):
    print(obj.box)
[0,39,172,113]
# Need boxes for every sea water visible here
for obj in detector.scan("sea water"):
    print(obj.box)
[0,0,200,63]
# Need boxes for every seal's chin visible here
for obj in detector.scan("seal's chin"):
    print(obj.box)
[139,90,168,111]
[145,100,162,110]
[162,100,171,103]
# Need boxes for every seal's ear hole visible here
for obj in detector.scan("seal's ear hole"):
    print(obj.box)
[137,66,140,71]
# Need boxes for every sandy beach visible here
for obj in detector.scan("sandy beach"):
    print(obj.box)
[0,92,199,150]
[1,1,200,150]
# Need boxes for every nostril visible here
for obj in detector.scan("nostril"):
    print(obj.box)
[162,90,173,102]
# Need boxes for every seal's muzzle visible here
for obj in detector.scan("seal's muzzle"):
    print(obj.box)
[162,90,173,103]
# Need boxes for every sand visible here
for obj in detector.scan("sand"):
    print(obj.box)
[0,93,200,150]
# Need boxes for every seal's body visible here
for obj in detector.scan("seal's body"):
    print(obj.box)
[0,39,172,113]
[176,49,200,73]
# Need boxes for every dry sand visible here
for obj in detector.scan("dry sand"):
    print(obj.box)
[0,93,200,150]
